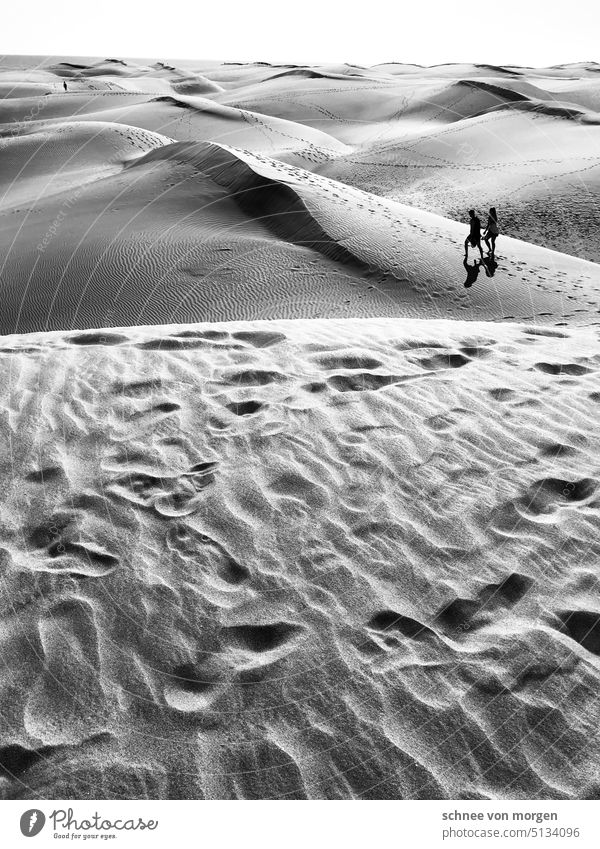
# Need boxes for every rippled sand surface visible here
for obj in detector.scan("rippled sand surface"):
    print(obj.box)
[1,318,599,799]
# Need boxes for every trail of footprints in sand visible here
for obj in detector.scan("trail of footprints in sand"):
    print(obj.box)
[4,327,312,740]
[2,320,600,798]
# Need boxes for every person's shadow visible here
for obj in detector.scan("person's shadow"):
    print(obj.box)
[463,258,481,288]
[482,255,498,277]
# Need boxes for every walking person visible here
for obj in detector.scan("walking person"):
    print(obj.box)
[63,80,68,92]
[464,209,484,260]
[483,206,499,256]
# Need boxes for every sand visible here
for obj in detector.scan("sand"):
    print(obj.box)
[0,57,599,801]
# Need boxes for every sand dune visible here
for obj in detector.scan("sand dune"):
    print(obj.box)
[3,57,599,264]
[0,317,599,799]
[1,56,600,801]
[320,104,600,261]
[0,92,347,162]
[1,135,598,333]
[0,120,172,207]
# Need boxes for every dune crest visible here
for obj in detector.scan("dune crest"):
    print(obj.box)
[1,133,598,333]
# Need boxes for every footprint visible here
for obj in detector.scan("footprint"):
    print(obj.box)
[538,442,577,458]
[534,362,592,376]
[425,412,457,431]
[226,400,264,416]
[394,340,446,351]
[25,466,64,484]
[25,598,107,745]
[224,621,303,653]
[28,513,75,550]
[112,378,164,396]
[416,352,470,370]
[367,610,437,640]
[435,596,486,634]
[46,542,119,578]
[0,742,63,780]
[68,331,127,346]
[313,352,383,370]
[436,572,533,634]
[231,330,286,348]
[479,572,534,605]
[164,661,225,712]
[460,346,492,359]
[136,337,206,350]
[555,610,600,656]
[327,373,419,392]
[166,524,249,585]
[154,480,202,517]
[301,381,327,394]
[177,329,229,341]
[110,472,167,506]
[514,657,577,691]
[221,369,281,387]
[129,401,180,421]
[518,477,596,515]
[111,468,206,516]
[489,388,516,401]
[183,461,219,485]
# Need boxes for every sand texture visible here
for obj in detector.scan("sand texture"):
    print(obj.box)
[0,57,599,800]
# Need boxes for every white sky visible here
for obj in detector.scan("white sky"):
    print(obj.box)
[2,0,599,67]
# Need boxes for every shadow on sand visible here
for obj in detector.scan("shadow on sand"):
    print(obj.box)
[463,255,498,288]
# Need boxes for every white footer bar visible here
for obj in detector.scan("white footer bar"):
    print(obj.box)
[1,800,598,849]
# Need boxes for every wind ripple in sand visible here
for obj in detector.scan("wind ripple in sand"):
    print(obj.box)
[1,317,599,800]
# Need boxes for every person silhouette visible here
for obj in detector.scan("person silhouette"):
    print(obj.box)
[463,257,482,288]
[464,209,484,259]
[483,206,499,256]
[63,81,68,92]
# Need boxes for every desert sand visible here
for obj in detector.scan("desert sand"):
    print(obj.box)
[0,57,599,800]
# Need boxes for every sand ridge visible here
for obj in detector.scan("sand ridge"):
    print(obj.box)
[1,135,599,333]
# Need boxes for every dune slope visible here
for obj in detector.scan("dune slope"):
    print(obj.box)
[1,139,598,333]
